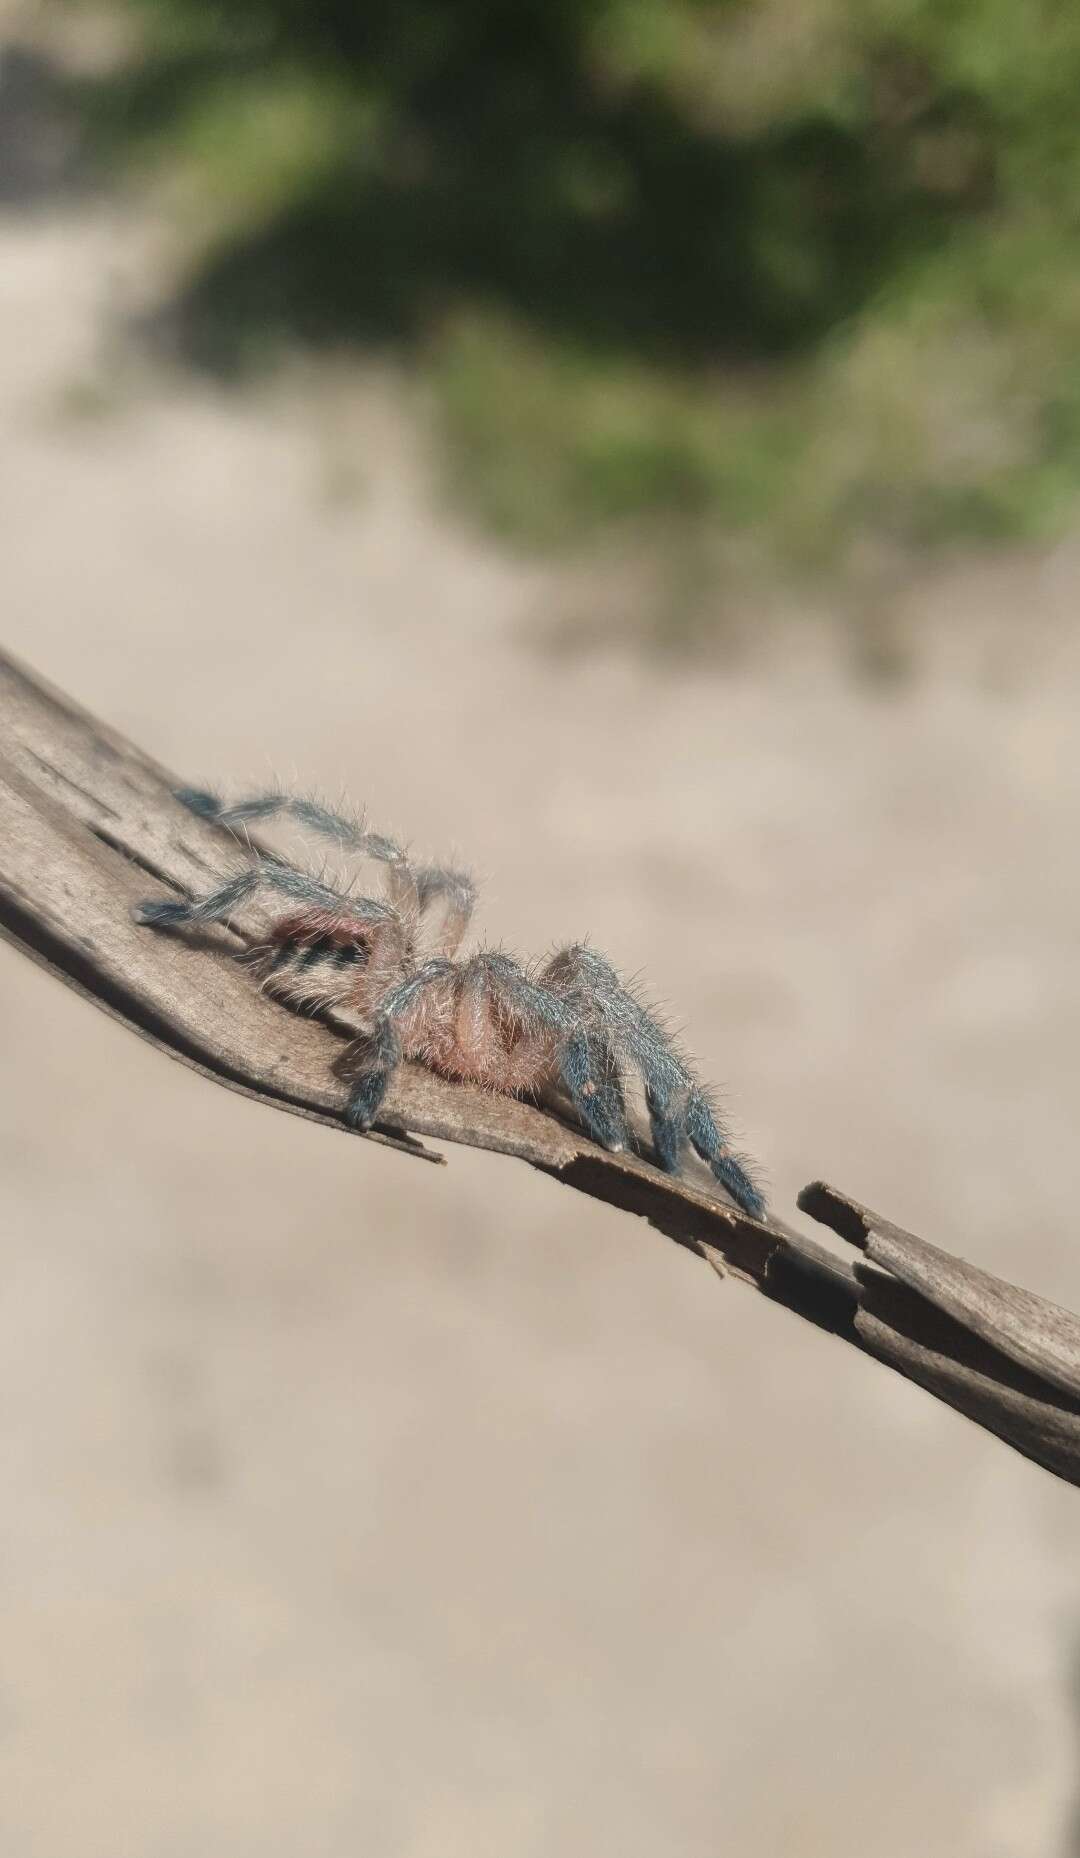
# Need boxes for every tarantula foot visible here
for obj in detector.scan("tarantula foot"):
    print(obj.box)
[588,1129,627,1155]
[577,1090,629,1153]
[343,1072,389,1131]
[174,786,222,819]
[714,1160,766,1222]
[593,1111,627,1152]
[134,897,194,928]
[649,1124,681,1175]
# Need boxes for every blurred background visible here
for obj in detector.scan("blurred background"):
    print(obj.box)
[2,1,1080,1852]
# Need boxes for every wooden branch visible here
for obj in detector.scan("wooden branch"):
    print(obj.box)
[3,649,1079,1488]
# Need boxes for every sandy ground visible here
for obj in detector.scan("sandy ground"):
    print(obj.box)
[2,91,1080,1858]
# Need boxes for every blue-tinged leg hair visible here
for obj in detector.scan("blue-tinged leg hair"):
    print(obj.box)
[685,1091,765,1220]
[175,786,407,868]
[343,1067,392,1129]
[645,1078,682,1175]
[342,1015,402,1129]
[134,869,257,928]
[175,787,224,821]
[558,1031,630,1152]
[135,895,203,928]
[134,859,399,931]
[341,963,453,1131]
[542,943,766,1216]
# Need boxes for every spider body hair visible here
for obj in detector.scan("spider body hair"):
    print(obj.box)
[138,787,765,1218]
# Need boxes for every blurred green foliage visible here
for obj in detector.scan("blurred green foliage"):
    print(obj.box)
[68,0,1080,596]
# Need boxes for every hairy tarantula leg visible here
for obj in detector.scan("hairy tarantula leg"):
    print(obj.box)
[644,1079,682,1175]
[413,864,477,954]
[342,962,454,1131]
[342,1017,403,1131]
[685,1093,765,1220]
[134,861,396,931]
[177,788,480,947]
[559,1032,630,1153]
[543,944,766,1217]
[175,787,226,821]
[134,869,260,929]
[174,787,406,868]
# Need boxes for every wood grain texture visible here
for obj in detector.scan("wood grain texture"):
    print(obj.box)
[2,649,1079,1486]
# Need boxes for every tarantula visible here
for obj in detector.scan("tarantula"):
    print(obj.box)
[135,788,765,1218]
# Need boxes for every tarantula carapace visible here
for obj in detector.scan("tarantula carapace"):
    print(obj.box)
[136,788,765,1218]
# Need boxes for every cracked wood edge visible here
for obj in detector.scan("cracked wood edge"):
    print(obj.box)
[798,1183,1080,1483]
[801,1182,1080,1403]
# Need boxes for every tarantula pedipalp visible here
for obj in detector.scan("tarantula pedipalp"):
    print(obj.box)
[135,788,765,1218]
